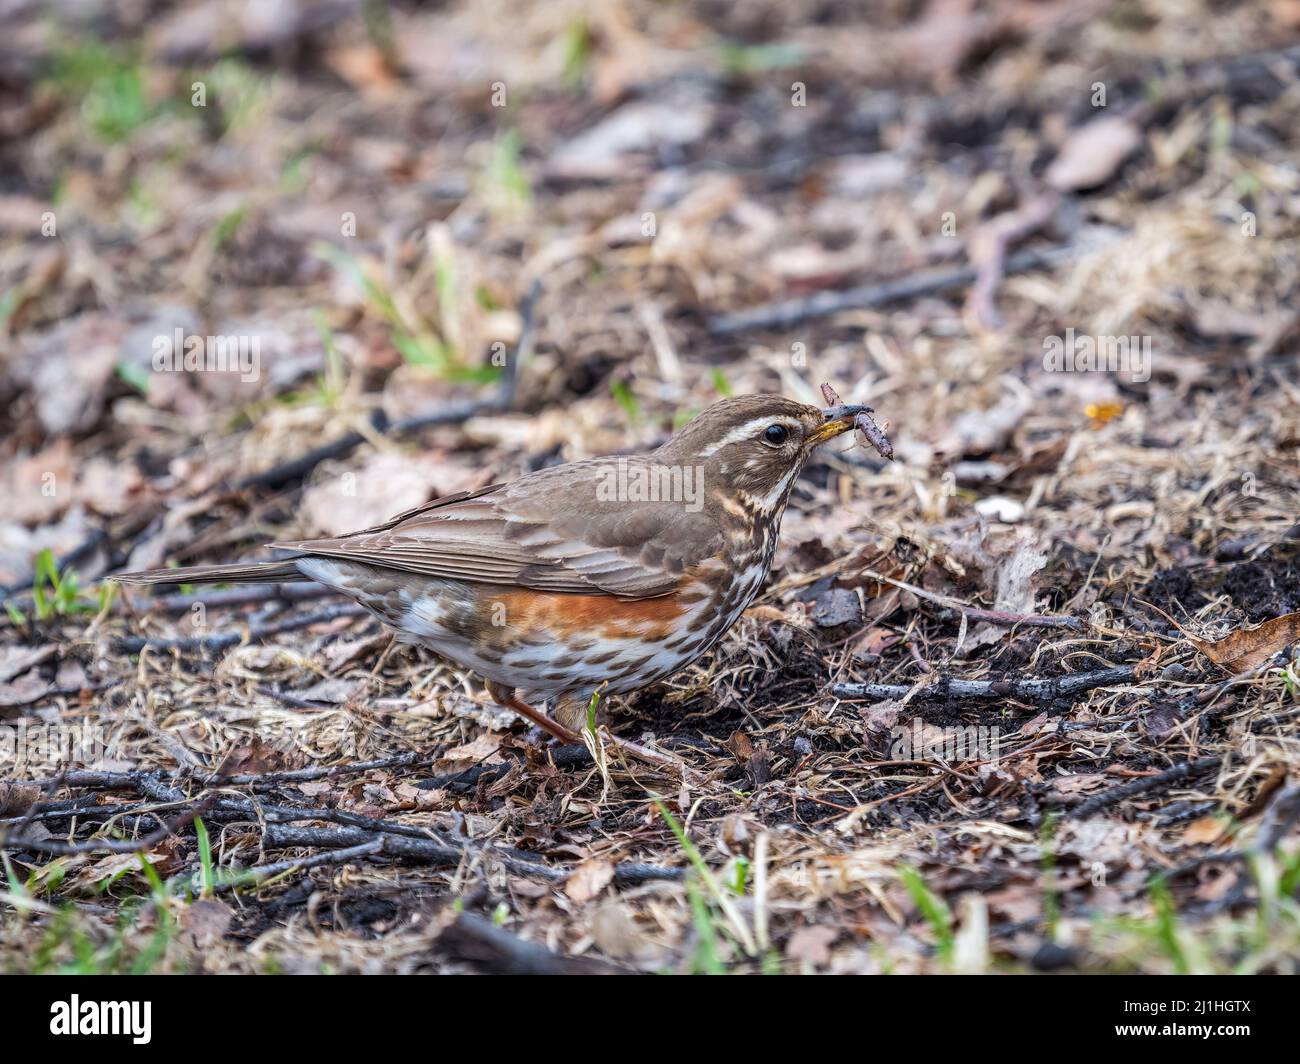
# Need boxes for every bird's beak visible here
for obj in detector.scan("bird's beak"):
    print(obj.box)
[808,403,870,447]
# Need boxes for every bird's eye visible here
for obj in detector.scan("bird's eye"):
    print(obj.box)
[763,424,789,446]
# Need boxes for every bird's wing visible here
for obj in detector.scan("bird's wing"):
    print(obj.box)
[271,457,722,599]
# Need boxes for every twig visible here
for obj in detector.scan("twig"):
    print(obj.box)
[935,605,1083,631]
[259,823,681,885]
[2,796,213,856]
[212,750,439,787]
[137,582,335,615]
[4,768,683,885]
[416,743,594,792]
[707,241,1092,335]
[831,664,1137,703]
[0,800,158,828]
[213,838,387,894]
[964,192,1061,330]
[438,911,630,974]
[110,603,369,654]
[863,569,1086,632]
[1066,757,1223,820]
[214,796,458,842]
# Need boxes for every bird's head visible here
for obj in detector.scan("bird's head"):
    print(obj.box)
[657,394,873,517]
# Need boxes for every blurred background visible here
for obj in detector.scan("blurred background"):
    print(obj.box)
[2,1,1297,591]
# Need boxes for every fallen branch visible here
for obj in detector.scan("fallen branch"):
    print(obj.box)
[1066,756,1223,820]
[831,664,1137,703]
[110,603,369,655]
[863,569,1086,632]
[417,742,593,792]
[707,241,1093,335]
[135,582,335,615]
[438,911,630,975]
[3,767,684,887]
[2,796,213,856]
[212,750,438,787]
[260,824,681,885]
[214,838,387,893]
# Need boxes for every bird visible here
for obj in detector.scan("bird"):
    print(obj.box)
[116,394,887,765]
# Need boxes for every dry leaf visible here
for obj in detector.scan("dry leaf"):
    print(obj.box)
[785,924,838,965]
[590,900,654,961]
[1188,612,1300,673]
[1182,816,1227,845]
[564,857,616,904]
[0,782,40,817]
[215,736,284,778]
[0,644,56,684]
[1050,773,1109,796]
[1046,116,1142,191]
[180,898,234,951]
[0,672,52,709]
[441,732,504,763]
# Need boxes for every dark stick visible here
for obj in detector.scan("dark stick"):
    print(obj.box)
[260,824,682,885]
[6,768,684,886]
[213,838,388,893]
[238,410,390,492]
[416,742,594,792]
[2,796,213,856]
[138,582,335,615]
[707,242,1087,336]
[212,796,461,842]
[211,750,437,787]
[438,911,630,975]
[110,603,370,654]
[18,745,567,796]
[1,800,160,828]
[830,664,1137,703]
[1066,757,1223,820]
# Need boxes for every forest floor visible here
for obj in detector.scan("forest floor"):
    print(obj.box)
[2,0,1299,973]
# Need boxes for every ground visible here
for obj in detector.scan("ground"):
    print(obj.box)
[1,0,1299,974]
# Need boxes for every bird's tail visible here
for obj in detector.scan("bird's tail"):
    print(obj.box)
[113,559,306,586]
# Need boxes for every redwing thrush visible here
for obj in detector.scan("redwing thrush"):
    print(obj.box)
[118,395,888,764]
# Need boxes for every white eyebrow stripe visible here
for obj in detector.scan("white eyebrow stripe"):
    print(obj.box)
[697,415,804,458]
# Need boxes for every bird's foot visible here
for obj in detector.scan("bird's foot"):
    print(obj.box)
[487,683,682,772]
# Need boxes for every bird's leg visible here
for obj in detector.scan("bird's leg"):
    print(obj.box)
[487,681,580,744]
[487,683,683,771]
[555,691,684,771]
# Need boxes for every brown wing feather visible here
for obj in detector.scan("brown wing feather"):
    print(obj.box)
[271,457,722,599]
